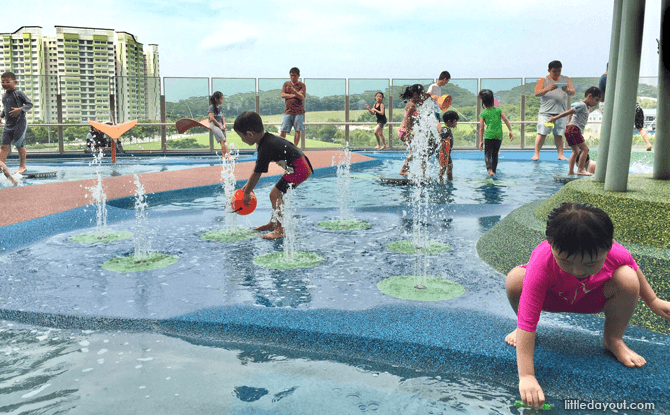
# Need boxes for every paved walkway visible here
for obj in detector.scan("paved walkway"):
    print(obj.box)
[0,150,374,228]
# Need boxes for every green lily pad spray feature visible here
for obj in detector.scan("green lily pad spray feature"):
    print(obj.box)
[101,174,177,272]
[515,400,551,410]
[317,144,370,231]
[73,150,133,244]
[253,186,325,269]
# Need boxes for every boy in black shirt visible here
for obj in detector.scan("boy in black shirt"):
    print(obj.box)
[234,111,312,239]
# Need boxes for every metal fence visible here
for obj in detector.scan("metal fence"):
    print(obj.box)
[0,75,659,154]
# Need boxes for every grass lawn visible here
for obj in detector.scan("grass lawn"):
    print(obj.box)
[261,110,370,124]
[123,131,342,151]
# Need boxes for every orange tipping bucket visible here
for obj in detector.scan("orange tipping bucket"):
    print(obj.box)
[231,189,257,215]
[438,94,452,111]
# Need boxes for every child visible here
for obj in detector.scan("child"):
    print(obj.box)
[548,87,602,176]
[635,103,653,151]
[233,111,313,239]
[1,160,18,185]
[280,67,306,146]
[505,202,670,408]
[478,89,513,176]
[0,72,33,175]
[438,111,458,182]
[209,91,232,159]
[398,84,426,175]
[427,71,451,122]
[364,92,387,149]
[85,126,108,154]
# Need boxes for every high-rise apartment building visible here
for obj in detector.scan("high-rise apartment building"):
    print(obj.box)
[0,26,160,123]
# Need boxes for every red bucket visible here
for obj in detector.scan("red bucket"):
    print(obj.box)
[231,189,257,215]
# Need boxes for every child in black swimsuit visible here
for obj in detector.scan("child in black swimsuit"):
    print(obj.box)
[365,92,387,149]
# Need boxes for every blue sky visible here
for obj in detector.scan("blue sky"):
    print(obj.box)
[7,0,664,81]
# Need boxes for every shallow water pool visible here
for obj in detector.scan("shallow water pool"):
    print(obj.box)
[0,153,665,414]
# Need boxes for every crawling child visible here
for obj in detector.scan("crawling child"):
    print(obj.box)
[505,202,670,408]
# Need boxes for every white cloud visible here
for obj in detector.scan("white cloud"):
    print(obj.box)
[198,22,260,51]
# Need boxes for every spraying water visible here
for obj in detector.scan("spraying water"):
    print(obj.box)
[280,185,298,261]
[132,173,151,259]
[220,144,239,231]
[87,150,108,234]
[334,143,352,221]
[405,99,443,289]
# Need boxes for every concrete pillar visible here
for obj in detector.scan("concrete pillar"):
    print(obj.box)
[653,0,670,179]
[605,0,646,192]
[595,0,624,182]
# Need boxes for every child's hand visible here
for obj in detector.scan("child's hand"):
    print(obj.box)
[648,298,670,321]
[509,132,514,141]
[365,104,370,110]
[478,141,483,151]
[9,107,22,117]
[242,192,253,206]
[519,375,545,409]
[546,84,558,92]
[548,116,557,123]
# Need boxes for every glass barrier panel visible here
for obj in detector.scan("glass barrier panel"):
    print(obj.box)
[348,79,390,149]
[118,77,162,152]
[211,78,256,119]
[523,78,541,122]
[480,78,522,148]
[163,77,210,151]
[638,77,658,138]
[304,124,345,149]
[258,78,289,120]
[303,79,345,148]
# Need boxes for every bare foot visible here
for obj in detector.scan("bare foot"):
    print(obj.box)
[646,145,653,151]
[374,145,380,149]
[603,338,647,367]
[558,155,569,161]
[399,170,408,176]
[254,223,274,232]
[531,155,540,161]
[14,168,26,174]
[261,231,284,239]
[380,145,386,149]
[567,171,575,176]
[505,329,518,347]
[576,170,593,176]
[488,169,494,177]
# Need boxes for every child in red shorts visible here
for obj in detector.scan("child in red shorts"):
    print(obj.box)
[548,87,602,176]
[234,111,313,239]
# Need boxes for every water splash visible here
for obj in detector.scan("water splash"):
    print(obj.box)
[87,150,108,233]
[220,144,239,231]
[333,143,352,221]
[132,174,152,259]
[280,185,298,261]
[405,100,442,289]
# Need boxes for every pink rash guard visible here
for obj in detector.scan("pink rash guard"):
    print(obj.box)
[517,240,638,332]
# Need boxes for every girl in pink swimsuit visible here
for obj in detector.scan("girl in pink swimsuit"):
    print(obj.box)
[505,202,670,409]
[398,84,425,175]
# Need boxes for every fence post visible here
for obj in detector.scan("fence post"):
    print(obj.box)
[476,93,482,149]
[345,96,350,147]
[160,95,166,152]
[388,93,393,149]
[56,94,64,154]
[520,94,526,148]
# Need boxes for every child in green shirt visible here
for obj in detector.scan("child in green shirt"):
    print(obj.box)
[478,89,513,176]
